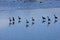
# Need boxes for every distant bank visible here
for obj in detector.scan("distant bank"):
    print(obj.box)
[0,1,60,10]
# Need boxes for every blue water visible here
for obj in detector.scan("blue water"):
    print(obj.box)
[0,8,60,40]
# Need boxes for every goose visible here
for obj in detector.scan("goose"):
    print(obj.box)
[32,17,35,21]
[18,16,21,20]
[26,19,29,23]
[54,14,58,19]
[42,16,46,19]
[9,17,12,22]
[12,17,15,21]
[47,16,51,21]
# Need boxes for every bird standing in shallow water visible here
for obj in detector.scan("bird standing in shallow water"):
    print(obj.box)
[47,16,51,21]
[12,17,15,21]
[32,17,35,21]
[54,14,58,19]
[9,17,12,22]
[42,16,46,19]
[26,19,29,23]
[42,16,46,23]
[9,17,12,26]
[18,16,21,23]
[47,16,51,26]
[26,19,29,28]
[54,14,58,24]
[18,16,21,20]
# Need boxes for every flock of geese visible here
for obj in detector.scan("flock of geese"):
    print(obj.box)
[9,14,58,27]
[42,14,58,26]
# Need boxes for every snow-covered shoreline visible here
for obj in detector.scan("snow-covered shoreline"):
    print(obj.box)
[0,1,60,10]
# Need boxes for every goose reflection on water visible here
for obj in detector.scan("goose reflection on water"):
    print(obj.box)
[54,14,58,24]
[47,16,51,26]
[42,16,46,23]
[47,21,51,26]
[9,17,12,26]
[32,22,35,25]
[32,17,35,25]
[42,20,46,23]
[12,17,15,25]
[18,16,21,23]
[26,24,29,28]
[26,19,29,28]
[54,20,58,24]
[9,14,58,27]
[47,16,51,21]
[9,17,15,26]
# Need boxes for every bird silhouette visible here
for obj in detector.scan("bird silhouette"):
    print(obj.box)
[42,20,46,23]
[18,16,21,23]
[47,16,51,21]
[12,17,15,21]
[32,17,35,21]
[42,16,46,19]
[54,14,58,19]
[26,19,29,28]
[9,17,12,22]
[26,19,29,23]
[18,16,21,20]
[9,17,12,26]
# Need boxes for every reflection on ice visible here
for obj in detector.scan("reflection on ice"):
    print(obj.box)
[42,20,46,23]
[47,21,50,26]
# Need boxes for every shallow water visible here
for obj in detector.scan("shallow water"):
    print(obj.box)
[0,8,60,40]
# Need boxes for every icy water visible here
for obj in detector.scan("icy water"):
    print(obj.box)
[0,8,60,40]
